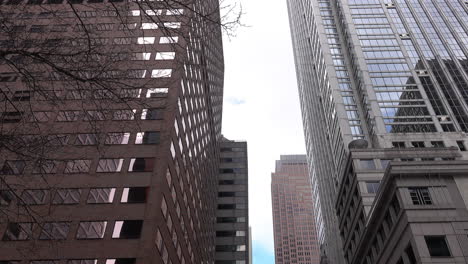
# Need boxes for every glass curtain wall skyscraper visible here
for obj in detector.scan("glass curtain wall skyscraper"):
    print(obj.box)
[286,0,468,263]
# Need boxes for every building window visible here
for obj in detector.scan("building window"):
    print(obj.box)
[0,190,14,206]
[113,110,136,120]
[105,133,130,145]
[156,52,176,60]
[430,141,444,148]
[112,220,143,239]
[105,259,135,264]
[409,187,432,205]
[121,187,148,203]
[21,189,48,205]
[76,221,107,239]
[30,261,59,264]
[52,189,81,204]
[135,131,160,144]
[392,142,405,148]
[411,141,425,148]
[380,159,391,169]
[218,192,235,197]
[2,111,23,123]
[67,260,98,264]
[1,160,26,175]
[457,141,466,151]
[424,236,451,257]
[74,134,99,145]
[366,181,380,194]
[128,158,155,172]
[360,159,376,169]
[141,109,164,120]
[64,160,91,173]
[96,159,124,172]
[2,223,33,241]
[87,188,116,204]
[39,222,70,240]
[33,160,59,174]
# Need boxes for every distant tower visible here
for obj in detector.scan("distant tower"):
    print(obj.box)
[271,155,320,264]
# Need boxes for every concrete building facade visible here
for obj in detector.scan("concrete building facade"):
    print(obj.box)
[271,155,320,264]
[215,139,249,264]
[286,0,468,263]
[0,0,224,264]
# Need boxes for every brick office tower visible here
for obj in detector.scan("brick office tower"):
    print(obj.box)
[0,0,224,264]
[287,0,468,263]
[271,155,320,264]
[215,138,249,264]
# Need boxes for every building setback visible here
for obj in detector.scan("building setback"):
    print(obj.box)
[286,0,468,263]
[0,0,224,264]
[271,155,320,264]
[215,139,249,264]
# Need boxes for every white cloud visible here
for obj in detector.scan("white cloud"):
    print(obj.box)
[221,0,306,254]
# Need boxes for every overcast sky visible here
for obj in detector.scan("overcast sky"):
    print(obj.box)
[221,0,306,262]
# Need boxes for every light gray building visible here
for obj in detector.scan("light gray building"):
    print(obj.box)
[215,139,249,264]
[286,0,468,263]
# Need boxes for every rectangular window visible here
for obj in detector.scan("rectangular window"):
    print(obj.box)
[120,89,142,98]
[2,223,33,241]
[137,37,155,44]
[113,109,136,120]
[87,188,116,204]
[0,190,14,206]
[56,111,82,122]
[151,69,172,78]
[76,221,107,239]
[105,259,135,264]
[430,141,444,148]
[141,109,164,120]
[1,160,26,175]
[96,159,124,172]
[128,158,155,172]
[159,37,178,44]
[74,134,99,145]
[155,52,176,60]
[21,189,48,205]
[112,220,143,239]
[68,260,98,264]
[121,187,148,203]
[146,88,169,97]
[409,187,432,205]
[39,222,70,240]
[457,141,466,151]
[105,133,130,145]
[52,189,81,204]
[64,160,91,173]
[360,159,376,169]
[33,160,59,174]
[135,131,160,144]
[424,236,451,257]
[84,111,106,121]
[30,112,52,122]
[366,181,380,194]
[141,23,158,29]
[1,112,23,123]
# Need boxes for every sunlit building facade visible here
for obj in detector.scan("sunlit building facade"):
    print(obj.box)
[271,155,320,264]
[287,0,468,263]
[0,0,224,264]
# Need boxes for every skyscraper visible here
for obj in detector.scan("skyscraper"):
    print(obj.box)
[271,155,320,264]
[0,0,224,263]
[215,138,249,264]
[287,0,468,263]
